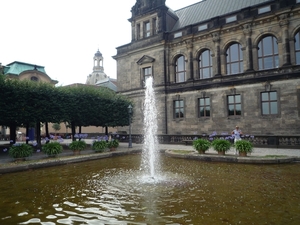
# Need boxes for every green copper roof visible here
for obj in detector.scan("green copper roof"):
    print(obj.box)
[4,61,47,75]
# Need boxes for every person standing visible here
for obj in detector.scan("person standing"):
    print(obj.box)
[232,126,243,155]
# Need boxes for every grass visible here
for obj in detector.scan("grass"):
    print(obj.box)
[171,150,195,154]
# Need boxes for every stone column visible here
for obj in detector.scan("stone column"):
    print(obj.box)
[169,63,175,83]
[243,23,254,71]
[279,13,291,66]
[185,40,194,81]
[131,21,135,41]
[212,32,221,76]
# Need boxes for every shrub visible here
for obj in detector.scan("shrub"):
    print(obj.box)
[192,138,211,153]
[92,140,107,153]
[212,139,231,152]
[8,143,33,158]
[107,139,119,148]
[69,140,86,151]
[235,140,253,153]
[42,142,63,156]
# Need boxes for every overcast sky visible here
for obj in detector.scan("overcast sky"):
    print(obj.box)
[0,0,200,86]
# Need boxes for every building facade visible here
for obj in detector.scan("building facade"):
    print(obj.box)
[114,0,300,136]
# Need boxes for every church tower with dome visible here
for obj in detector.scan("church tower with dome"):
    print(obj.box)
[86,49,107,85]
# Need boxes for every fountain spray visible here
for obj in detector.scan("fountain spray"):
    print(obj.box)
[141,76,160,179]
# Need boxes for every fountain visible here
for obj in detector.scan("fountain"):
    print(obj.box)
[0,78,300,224]
[141,76,160,181]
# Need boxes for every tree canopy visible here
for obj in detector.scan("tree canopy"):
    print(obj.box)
[0,76,133,142]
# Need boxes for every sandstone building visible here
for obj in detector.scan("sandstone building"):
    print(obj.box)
[113,0,300,136]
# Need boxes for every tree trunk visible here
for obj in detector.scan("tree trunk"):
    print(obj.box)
[36,122,41,149]
[71,123,76,141]
[9,124,17,145]
[45,122,50,143]
[26,124,29,144]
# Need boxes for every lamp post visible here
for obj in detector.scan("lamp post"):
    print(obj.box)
[128,104,132,148]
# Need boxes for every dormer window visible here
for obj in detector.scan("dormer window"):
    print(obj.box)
[174,32,182,38]
[30,76,38,82]
[226,15,237,23]
[258,5,271,14]
[198,24,208,31]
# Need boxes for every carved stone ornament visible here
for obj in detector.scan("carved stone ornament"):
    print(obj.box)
[230,88,236,95]
[279,14,289,27]
[243,23,252,36]
[211,32,220,43]
[264,81,272,92]
[131,0,166,17]
[136,55,155,65]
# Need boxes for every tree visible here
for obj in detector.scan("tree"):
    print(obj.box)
[0,78,132,143]
[52,123,61,134]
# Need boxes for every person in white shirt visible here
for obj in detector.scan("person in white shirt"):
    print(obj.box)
[232,126,243,155]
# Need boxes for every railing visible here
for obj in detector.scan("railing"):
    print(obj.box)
[114,134,300,149]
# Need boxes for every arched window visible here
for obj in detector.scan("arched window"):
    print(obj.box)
[226,43,243,74]
[258,36,279,70]
[175,55,186,83]
[199,50,212,79]
[30,76,38,82]
[295,31,300,65]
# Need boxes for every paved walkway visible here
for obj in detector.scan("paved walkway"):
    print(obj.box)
[0,140,299,174]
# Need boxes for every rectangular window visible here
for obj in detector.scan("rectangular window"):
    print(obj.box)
[297,0,300,3]
[144,21,150,37]
[227,94,241,116]
[174,100,184,119]
[198,97,210,117]
[174,32,182,38]
[258,5,271,14]
[261,91,278,115]
[226,15,237,23]
[143,67,152,82]
[198,24,208,31]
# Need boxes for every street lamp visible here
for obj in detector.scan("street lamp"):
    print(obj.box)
[128,104,133,148]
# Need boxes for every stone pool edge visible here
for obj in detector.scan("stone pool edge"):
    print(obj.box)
[164,149,300,164]
[1,148,299,174]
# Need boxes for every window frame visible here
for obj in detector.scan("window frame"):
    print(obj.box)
[261,91,278,115]
[199,49,212,79]
[295,31,300,65]
[258,5,271,14]
[198,97,211,118]
[174,99,185,119]
[174,32,182,38]
[226,43,244,75]
[198,24,208,31]
[175,55,186,83]
[144,21,150,38]
[226,15,237,23]
[258,36,279,70]
[143,67,152,83]
[30,76,38,82]
[227,94,242,116]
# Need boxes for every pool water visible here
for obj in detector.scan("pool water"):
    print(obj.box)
[0,154,299,224]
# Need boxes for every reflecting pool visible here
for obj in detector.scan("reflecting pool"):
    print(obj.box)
[0,154,300,224]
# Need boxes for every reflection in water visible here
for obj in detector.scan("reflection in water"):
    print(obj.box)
[0,155,300,224]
